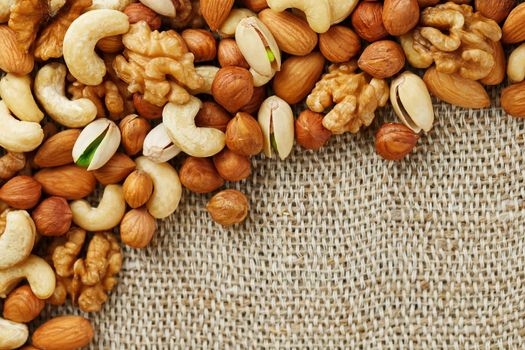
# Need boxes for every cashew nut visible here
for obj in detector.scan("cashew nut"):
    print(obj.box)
[163,97,226,158]
[70,184,126,231]
[0,0,15,23]
[88,0,136,11]
[0,210,36,270]
[135,156,182,219]
[218,8,256,38]
[34,63,97,128]
[508,43,525,83]
[0,255,56,299]
[63,9,130,85]
[189,66,219,95]
[0,74,44,123]
[0,318,28,350]
[0,101,43,153]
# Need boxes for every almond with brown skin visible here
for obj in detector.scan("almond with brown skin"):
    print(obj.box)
[32,316,94,350]
[0,176,41,209]
[0,26,34,75]
[476,0,515,23]
[501,81,525,118]
[319,26,361,63]
[358,40,406,79]
[33,129,80,168]
[34,165,96,200]
[375,123,419,161]
[179,157,225,193]
[502,3,525,43]
[3,285,45,323]
[480,41,506,86]
[93,153,136,185]
[32,196,72,237]
[201,0,235,31]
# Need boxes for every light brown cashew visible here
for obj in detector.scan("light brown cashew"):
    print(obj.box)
[0,255,56,299]
[0,210,36,270]
[63,9,130,85]
[35,62,97,128]
[0,74,43,123]
[89,0,136,11]
[0,318,28,350]
[70,184,126,231]
[0,101,43,153]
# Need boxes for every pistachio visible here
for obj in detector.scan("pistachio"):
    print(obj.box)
[218,8,256,38]
[72,119,121,171]
[258,96,294,160]
[390,71,434,133]
[235,17,281,78]
[142,124,181,163]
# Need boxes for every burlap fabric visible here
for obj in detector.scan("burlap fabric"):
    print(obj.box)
[32,84,525,349]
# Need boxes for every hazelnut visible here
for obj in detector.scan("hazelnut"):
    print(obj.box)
[32,197,72,237]
[0,176,41,209]
[123,170,154,208]
[358,40,406,79]
[218,39,250,69]
[351,2,389,42]
[93,153,136,185]
[225,112,264,157]
[207,189,249,226]
[133,93,163,120]
[295,110,332,150]
[319,26,361,63]
[179,157,225,193]
[96,35,124,54]
[375,123,419,161]
[182,29,217,62]
[123,3,162,30]
[382,0,420,36]
[241,86,267,114]
[212,66,254,113]
[119,114,151,156]
[213,149,251,182]
[3,285,45,323]
[195,101,232,132]
[120,208,157,249]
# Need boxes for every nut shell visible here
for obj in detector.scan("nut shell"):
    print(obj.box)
[207,189,249,226]
[3,285,45,323]
[225,112,264,157]
[32,197,72,237]
[179,157,225,194]
[123,170,154,208]
[295,110,332,150]
[213,149,251,182]
[212,66,254,113]
[120,207,156,248]
[375,123,419,161]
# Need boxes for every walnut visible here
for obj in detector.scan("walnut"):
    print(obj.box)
[0,152,26,180]
[113,21,204,107]
[34,0,92,61]
[68,78,125,120]
[8,0,47,52]
[401,2,502,80]
[306,61,389,135]
[0,209,8,233]
[51,227,86,277]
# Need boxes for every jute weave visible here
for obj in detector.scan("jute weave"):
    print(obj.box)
[39,86,525,349]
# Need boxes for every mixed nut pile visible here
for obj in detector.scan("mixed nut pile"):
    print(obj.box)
[0,0,524,348]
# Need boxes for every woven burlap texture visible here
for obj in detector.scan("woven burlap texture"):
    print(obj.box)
[38,87,525,349]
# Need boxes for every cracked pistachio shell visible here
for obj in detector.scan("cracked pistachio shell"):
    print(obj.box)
[236,17,281,77]
[250,68,275,88]
[218,8,256,38]
[258,96,294,160]
[72,118,121,171]
[390,71,434,133]
[143,123,181,163]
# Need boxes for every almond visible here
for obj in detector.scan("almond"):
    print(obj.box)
[0,176,42,209]
[319,26,361,63]
[32,316,94,350]
[258,9,318,56]
[179,157,225,193]
[382,0,420,36]
[501,81,525,118]
[34,165,96,200]
[201,0,235,31]
[423,66,490,109]
[476,0,516,23]
[502,3,525,43]
[0,26,34,75]
[33,129,80,168]
[273,52,326,105]
[93,152,136,185]
[3,285,45,323]
[358,40,406,79]
[480,41,506,86]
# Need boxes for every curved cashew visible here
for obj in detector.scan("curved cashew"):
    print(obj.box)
[88,0,136,11]
[0,318,28,350]
[34,63,97,128]
[0,210,36,270]
[0,255,56,299]
[508,43,525,83]
[163,97,226,158]
[189,66,219,95]
[0,101,43,153]
[70,184,126,231]
[267,0,331,33]
[63,9,129,85]
[329,0,358,25]
[0,74,43,123]
[135,156,181,219]
[400,33,433,69]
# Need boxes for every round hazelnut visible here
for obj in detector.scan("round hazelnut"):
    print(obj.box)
[123,3,161,30]
[182,29,217,63]
[179,157,225,193]
[239,0,268,12]
[133,94,163,120]
[207,189,249,226]
[32,196,72,237]
[375,123,419,161]
[382,0,420,36]
[211,67,254,113]
[213,149,251,182]
[123,170,154,208]
[358,40,406,79]
[240,86,267,114]
[120,207,157,249]
[225,112,264,157]
[195,101,232,132]
[295,110,332,150]
[218,39,250,69]
[351,2,389,42]
[119,114,151,156]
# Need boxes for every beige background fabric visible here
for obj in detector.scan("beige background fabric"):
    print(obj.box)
[38,86,525,349]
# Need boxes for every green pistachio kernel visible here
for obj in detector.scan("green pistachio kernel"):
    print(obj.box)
[75,131,106,168]
[266,48,275,63]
